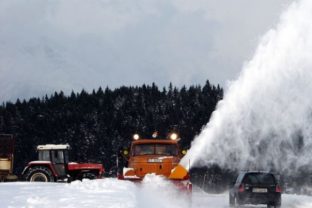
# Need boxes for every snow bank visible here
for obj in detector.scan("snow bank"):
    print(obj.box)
[1,178,312,208]
[0,179,137,208]
[0,176,190,208]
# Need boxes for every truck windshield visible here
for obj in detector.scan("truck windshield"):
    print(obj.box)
[155,144,178,156]
[133,144,178,156]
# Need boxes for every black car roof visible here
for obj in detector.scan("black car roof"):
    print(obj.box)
[240,171,275,174]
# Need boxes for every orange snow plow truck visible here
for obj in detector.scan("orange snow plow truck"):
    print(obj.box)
[118,132,192,193]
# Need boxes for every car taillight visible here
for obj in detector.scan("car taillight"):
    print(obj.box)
[239,184,245,192]
[276,185,282,193]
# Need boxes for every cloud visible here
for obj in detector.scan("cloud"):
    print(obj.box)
[0,0,293,102]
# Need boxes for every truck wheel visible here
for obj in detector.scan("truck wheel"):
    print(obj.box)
[25,167,55,182]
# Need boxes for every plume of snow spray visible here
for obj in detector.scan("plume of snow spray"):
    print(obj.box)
[137,174,190,208]
[181,0,312,175]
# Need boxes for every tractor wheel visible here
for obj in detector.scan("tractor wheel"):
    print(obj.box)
[82,172,97,180]
[25,166,55,182]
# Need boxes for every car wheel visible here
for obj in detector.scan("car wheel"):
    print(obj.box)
[25,166,55,182]
[274,200,281,208]
[230,197,240,208]
[229,194,235,207]
[235,197,240,208]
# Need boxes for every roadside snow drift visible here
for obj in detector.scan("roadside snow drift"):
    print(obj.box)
[0,176,190,208]
[1,178,312,208]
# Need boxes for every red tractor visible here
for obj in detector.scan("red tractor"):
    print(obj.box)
[22,144,104,182]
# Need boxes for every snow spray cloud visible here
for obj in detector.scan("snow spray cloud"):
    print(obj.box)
[181,0,312,174]
[137,174,190,208]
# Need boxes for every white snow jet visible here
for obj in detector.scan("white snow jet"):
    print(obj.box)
[137,174,190,208]
[181,0,312,174]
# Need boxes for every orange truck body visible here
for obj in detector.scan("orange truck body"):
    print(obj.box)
[124,139,182,179]
[120,138,192,193]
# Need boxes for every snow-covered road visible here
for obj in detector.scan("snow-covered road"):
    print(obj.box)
[0,177,312,208]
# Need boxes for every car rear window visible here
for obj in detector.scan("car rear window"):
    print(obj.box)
[243,173,276,185]
[236,173,245,183]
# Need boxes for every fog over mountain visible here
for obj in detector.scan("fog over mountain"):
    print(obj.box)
[0,0,292,102]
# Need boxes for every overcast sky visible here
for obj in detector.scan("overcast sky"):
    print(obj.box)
[0,0,293,102]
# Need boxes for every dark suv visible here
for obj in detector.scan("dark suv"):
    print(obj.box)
[229,171,282,208]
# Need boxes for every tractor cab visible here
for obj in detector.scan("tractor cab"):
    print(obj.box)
[37,144,70,177]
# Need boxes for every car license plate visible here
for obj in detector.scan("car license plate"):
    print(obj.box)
[252,188,268,193]
[148,159,162,163]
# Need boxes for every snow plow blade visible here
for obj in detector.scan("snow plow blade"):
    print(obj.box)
[169,164,188,180]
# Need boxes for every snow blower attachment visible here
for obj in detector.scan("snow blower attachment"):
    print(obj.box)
[169,164,189,180]
[119,132,192,193]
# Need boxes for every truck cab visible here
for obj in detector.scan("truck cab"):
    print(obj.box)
[120,132,192,194]
[120,133,189,180]
[124,139,182,179]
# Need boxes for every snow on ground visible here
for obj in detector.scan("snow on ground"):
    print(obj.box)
[0,176,312,208]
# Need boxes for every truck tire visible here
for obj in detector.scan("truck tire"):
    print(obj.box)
[25,166,55,182]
